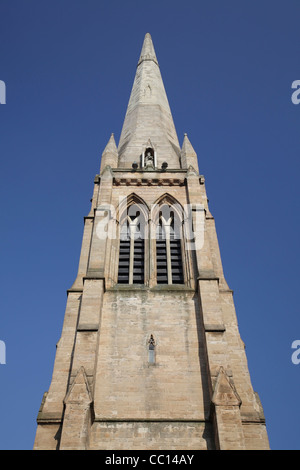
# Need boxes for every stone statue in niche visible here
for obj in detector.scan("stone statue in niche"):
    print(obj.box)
[144,149,154,168]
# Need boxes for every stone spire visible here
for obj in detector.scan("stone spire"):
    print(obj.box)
[118,33,181,169]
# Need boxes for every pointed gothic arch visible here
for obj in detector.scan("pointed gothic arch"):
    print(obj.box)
[116,194,149,285]
[117,193,150,227]
[151,194,187,285]
[151,193,185,244]
[151,193,184,224]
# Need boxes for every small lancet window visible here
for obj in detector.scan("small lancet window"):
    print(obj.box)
[148,334,156,364]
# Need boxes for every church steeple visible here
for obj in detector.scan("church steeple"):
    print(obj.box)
[34,33,270,452]
[118,33,181,169]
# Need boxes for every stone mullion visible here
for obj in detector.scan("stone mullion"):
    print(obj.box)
[129,231,135,285]
[164,224,172,285]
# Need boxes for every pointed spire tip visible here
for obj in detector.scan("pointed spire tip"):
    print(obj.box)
[138,32,158,66]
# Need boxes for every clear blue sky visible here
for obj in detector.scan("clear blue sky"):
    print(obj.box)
[0,0,299,450]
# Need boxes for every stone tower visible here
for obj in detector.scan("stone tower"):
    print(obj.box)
[33,34,270,450]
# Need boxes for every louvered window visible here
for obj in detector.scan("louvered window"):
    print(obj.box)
[118,216,145,284]
[117,221,130,284]
[156,221,168,284]
[170,229,184,284]
[133,235,144,284]
[156,214,184,285]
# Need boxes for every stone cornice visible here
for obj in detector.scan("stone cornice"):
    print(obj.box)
[113,176,186,187]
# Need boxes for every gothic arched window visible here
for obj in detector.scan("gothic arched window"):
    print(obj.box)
[117,209,145,284]
[156,205,184,285]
